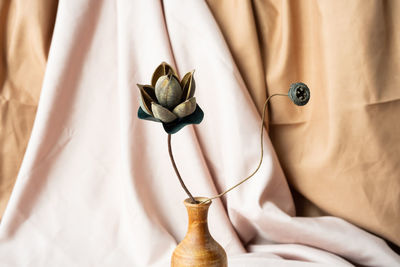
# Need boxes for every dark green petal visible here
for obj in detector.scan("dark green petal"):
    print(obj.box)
[163,105,204,134]
[138,107,161,122]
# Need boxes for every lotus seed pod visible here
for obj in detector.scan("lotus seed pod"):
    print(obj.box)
[151,62,177,87]
[155,75,182,109]
[151,102,178,123]
[288,82,310,106]
[138,84,156,115]
[139,97,151,115]
[181,71,196,101]
[173,97,197,118]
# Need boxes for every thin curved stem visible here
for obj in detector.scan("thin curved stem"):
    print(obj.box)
[168,134,197,203]
[200,93,288,204]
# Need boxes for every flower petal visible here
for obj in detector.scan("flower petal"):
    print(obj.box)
[180,71,196,101]
[137,107,161,122]
[137,84,157,115]
[163,104,204,134]
[151,62,177,87]
[155,74,182,109]
[151,102,178,123]
[172,97,197,118]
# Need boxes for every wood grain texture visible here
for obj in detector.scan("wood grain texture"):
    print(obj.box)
[171,198,227,267]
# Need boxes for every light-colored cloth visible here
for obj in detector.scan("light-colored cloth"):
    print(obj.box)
[207,0,400,246]
[0,0,399,266]
[0,0,58,218]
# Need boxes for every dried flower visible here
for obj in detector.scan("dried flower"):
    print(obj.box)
[288,82,310,106]
[137,62,204,134]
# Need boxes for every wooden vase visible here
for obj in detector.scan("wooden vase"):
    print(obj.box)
[171,197,227,267]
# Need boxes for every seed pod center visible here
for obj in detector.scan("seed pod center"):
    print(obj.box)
[155,74,183,109]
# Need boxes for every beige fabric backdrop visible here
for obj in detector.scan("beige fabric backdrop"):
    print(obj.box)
[0,0,399,249]
[207,0,400,247]
[0,0,58,218]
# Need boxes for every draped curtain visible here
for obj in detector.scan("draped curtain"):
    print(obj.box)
[0,0,399,266]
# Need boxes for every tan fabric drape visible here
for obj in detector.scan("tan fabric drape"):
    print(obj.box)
[0,0,58,218]
[207,0,400,246]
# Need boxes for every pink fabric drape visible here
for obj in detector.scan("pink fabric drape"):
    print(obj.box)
[0,1,398,266]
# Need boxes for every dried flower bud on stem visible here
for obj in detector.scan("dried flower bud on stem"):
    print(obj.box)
[200,83,311,204]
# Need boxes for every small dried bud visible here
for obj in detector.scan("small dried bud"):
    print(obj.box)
[289,83,310,106]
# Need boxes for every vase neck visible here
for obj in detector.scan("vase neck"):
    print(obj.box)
[184,198,212,240]
[187,204,210,225]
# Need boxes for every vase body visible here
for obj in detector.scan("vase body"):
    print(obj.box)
[171,197,227,267]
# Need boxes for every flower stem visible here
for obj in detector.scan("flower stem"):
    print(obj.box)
[199,93,288,204]
[167,134,197,203]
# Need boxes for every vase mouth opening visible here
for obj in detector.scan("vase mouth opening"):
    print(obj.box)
[184,197,211,206]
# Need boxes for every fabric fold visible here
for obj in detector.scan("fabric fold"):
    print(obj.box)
[0,0,399,266]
